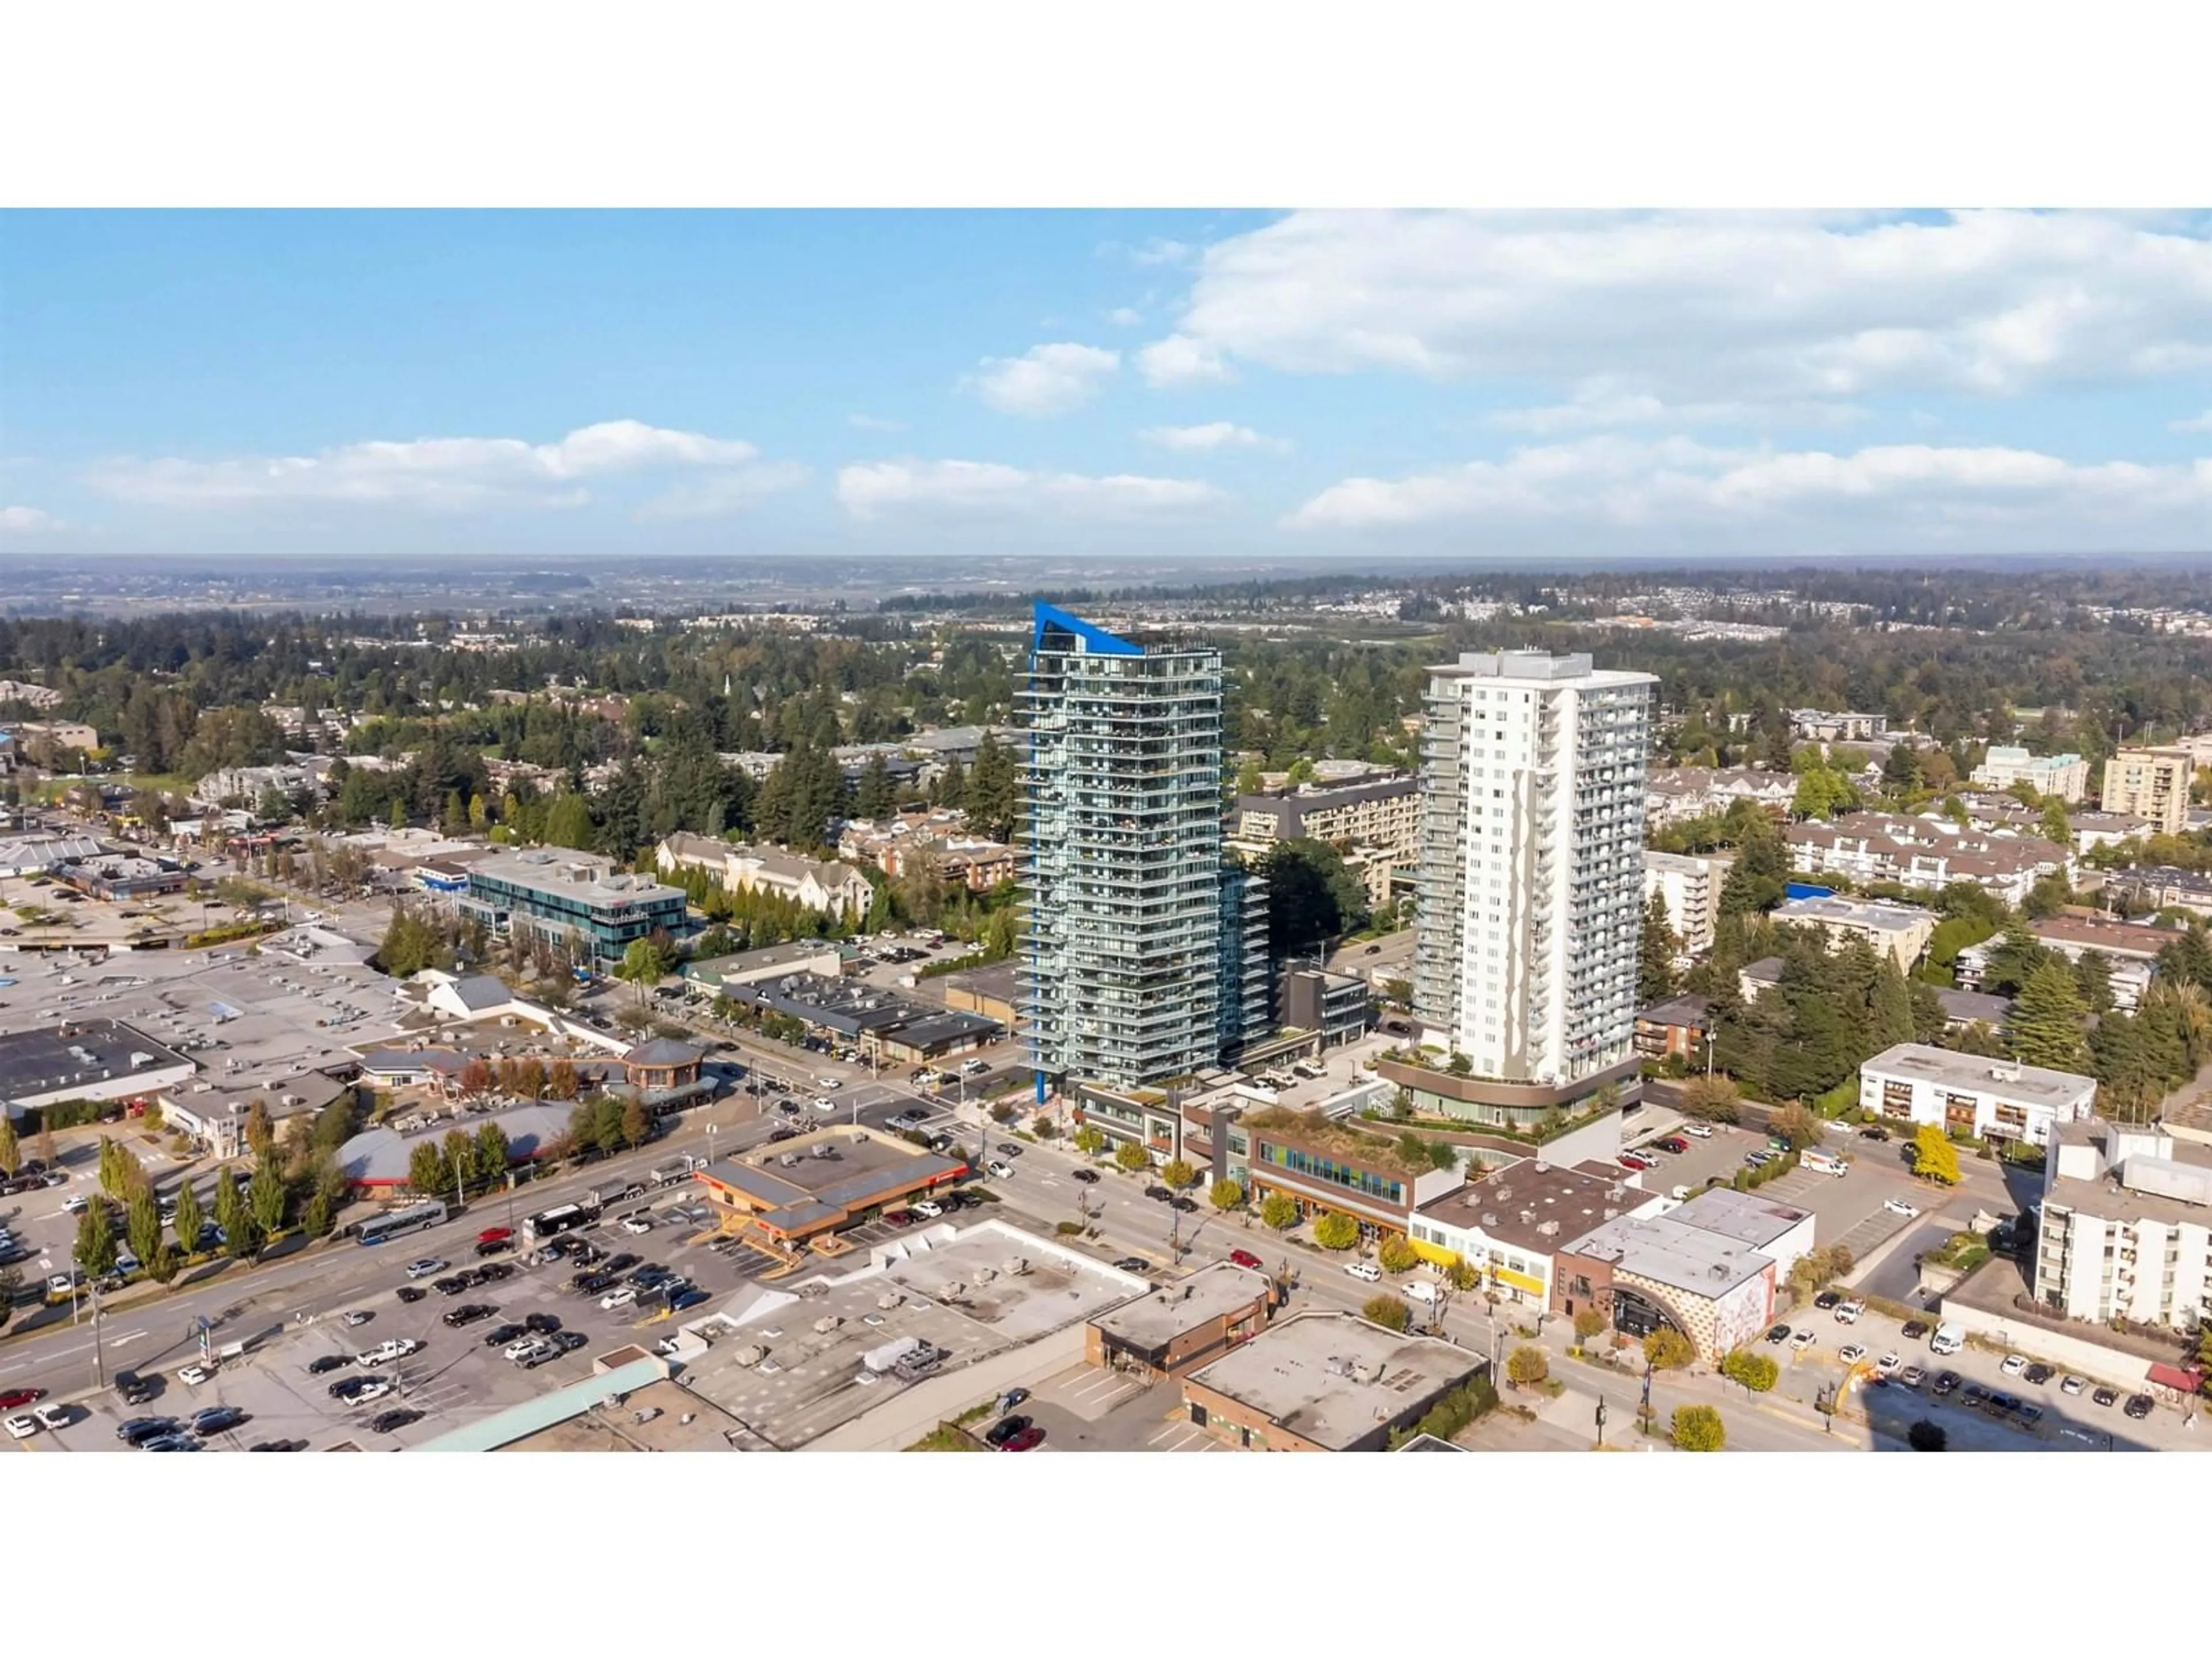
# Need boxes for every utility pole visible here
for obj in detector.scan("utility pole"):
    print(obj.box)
[89,1275,106,1389]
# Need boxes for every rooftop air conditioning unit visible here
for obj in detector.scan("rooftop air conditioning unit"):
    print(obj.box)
[812,1315,842,1334]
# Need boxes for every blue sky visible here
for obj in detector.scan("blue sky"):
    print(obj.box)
[3,209,2209,560]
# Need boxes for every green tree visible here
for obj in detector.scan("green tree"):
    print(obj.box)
[125,1188,161,1271]
[473,1122,511,1187]
[1259,838,1371,956]
[1160,1158,1199,1192]
[1112,1141,1151,1173]
[620,1097,650,1149]
[0,1265,23,1330]
[1643,1327,1695,1371]
[1786,1244,1855,1302]
[1639,892,1679,1005]
[1506,1345,1550,1388]
[1376,1232,1420,1274]
[248,1159,287,1236]
[1719,1348,1779,1394]
[1911,1123,1961,1185]
[1670,1404,1726,1451]
[2039,799,2073,847]
[1207,1177,1245,1212]
[1679,1074,1742,1123]
[1769,1101,1825,1148]
[407,1139,452,1199]
[388,798,407,832]
[1312,1211,1361,1251]
[172,1180,204,1255]
[964,732,1020,843]
[1260,1192,1299,1231]
[2008,961,2091,1071]
[545,791,597,851]
[1362,1294,1412,1332]
[853,754,896,823]
[245,1099,275,1162]
[1444,1254,1482,1291]
[0,1114,17,1176]
[1073,1125,1107,1157]
[617,935,671,992]
[74,1199,118,1277]
[1573,1306,1608,1343]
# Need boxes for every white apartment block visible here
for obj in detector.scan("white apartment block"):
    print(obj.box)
[1970,746,2089,803]
[2101,748,2194,837]
[1641,849,1733,957]
[1858,1043,2097,1149]
[2036,1119,2211,1334]
[1414,650,1656,1086]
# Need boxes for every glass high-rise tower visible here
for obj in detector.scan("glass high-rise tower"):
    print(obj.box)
[1020,602,1258,1093]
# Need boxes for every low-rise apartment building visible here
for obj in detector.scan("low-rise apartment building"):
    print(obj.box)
[1789,709,1884,744]
[1231,773,1421,862]
[656,832,876,918]
[2101,747,2194,836]
[1786,813,2070,905]
[1642,849,1734,956]
[458,849,688,971]
[1970,746,2090,802]
[1954,915,2166,1012]
[1643,766,1794,828]
[1771,893,1938,971]
[2035,1118,2211,1334]
[1858,1043,2097,1149]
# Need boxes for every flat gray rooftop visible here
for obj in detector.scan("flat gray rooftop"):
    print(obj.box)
[1563,1211,1774,1298]
[1186,1310,1483,1452]
[1668,1186,1812,1251]
[674,1220,1147,1448]
[706,1126,965,1226]
[0,1016,193,1100]
[1090,1262,1272,1350]
[1862,1043,2094,1108]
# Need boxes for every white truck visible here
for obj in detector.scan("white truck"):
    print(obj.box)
[651,1154,704,1187]
[1929,1321,1965,1357]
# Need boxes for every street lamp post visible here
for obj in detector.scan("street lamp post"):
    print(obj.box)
[1703,1030,1715,1078]
[1595,1395,1608,1448]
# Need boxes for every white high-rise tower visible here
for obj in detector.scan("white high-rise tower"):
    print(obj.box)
[1413,650,1656,1088]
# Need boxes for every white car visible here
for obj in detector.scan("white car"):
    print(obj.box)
[2060,1374,2087,1396]
[1883,1197,1921,1218]
[1999,1353,2028,1377]
[505,1336,554,1363]
[1681,1123,1714,1139]
[816,1076,842,1090]
[1832,1300,1865,1324]
[985,1159,1016,1180]
[910,1199,944,1219]
[621,1215,654,1234]
[1838,1343,1868,1365]
[359,1338,419,1367]
[811,1097,837,1114]
[1789,1328,1818,1352]
[177,1363,214,1386]
[32,1404,72,1431]
[405,1258,448,1279]
[63,1193,89,1213]
[1874,1351,1902,1374]
[350,1378,393,1405]
[341,1310,373,1328]
[600,1285,638,1310]
[3,1414,39,1440]
[1899,1365,1927,1388]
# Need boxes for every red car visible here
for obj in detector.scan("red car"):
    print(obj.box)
[1228,1248,1264,1271]
[0,1388,46,1411]
[476,1227,513,1245]
[998,1426,1046,1452]
[1618,1152,1655,1171]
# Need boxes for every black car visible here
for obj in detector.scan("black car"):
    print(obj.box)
[328,1376,375,1400]
[2124,1393,2155,1420]
[2016,1403,2045,1427]
[1143,1184,1173,1203]
[395,1285,427,1304]
[431,1275,469,1296]
[1169,1196,1198,1213]
[1931,1372,1961,1397]
[767,1127,799,1144]
[474,1238,512,1258]
[575,1271,616,1294]
[366,1408,421,1434]
[1070,1168,1100,1184]
[554,1330,589,1352]
[248,1440,306,1452]
[114,1372,158,1406]
[483,1323,528,1347]
[1984,1390,2022,1415]
[1857,1125,1892,1141]
[569,1243,607,1267]
[1764,1323,1791,1344]
[994,1143,1022,1160]
[478,1262,514,1283]
[524,1312,562,1335]
[115,1415,180,1445]
[1112,1256,1152,1274]
[2023,1363,2055,1386]
[1813,1290,1843,1310]
[2093,1387,2119,1408]
[541,1237,576,1259]
[983,1413,1034,1448]
[669,1289,709,1311]
[1900,1320,1930,1340]
[604,1252,641,1275]
[442,1303,497,1328]
[191,1406,247,1436]
[305,1354,352,1376]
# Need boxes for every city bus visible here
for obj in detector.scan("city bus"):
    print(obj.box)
[357,1199,449,1248]
[526,1202,599,1242]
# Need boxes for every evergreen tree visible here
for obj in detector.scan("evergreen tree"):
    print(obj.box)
[1869,957,1917,1051]
[854,754,896,823]
[2072,950,2116,1015]
[74,1199,118,1277]
[965,732,1020,843]
[171,1180,204,1255]
[546,791,597,851]
[2008,961,2090,1073]
[1717,816,1788,916]
[934,755,965,810]
[1638,892,1679,1005]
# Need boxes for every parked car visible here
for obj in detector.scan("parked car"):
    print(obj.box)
[1812,1290,1843,1310]
[406,1258,448,1279]
[1900,1319,1929,1340]
[1899,1365,1926,1388]
[881,1209,914,1228]
[1999,1353,2028,1377]
[3,1414,40,1440]
[1838,1343,1867,1365]
[177,1363,214,1387]
[443,1303,498,1328]
[911,1199,944,1219]
[2023,1362,2054,1385]
[605,1252,641,1274]
[998,1426,1045,1452]
[2124,1394,2155,1420]
[1789,1329,1817,1352]
[483,1323,528,1347]
[2093,1387,2119,1408]
[1656,1137,1691,1154]
[396,1285,426,1304]
[306,1354,352,1376]
[431,1275,469,1296]
[190,1406,247,1436]
[621,1215,654,1234]
[525,1312,562,1335]
[506,1336,555,1363]
[366,1408,421,1434]
[1680,1123,1714,1139]
[1931,1371,1961,1397]
[600,1285,638,1310]
[1618,1152,1656,1171]
[1764,1323,1791,1344]
[0,1387,48,1411]
[984,1413,1035,1447]
[475,1238,513,1257]
[1832,1300,1865,1324]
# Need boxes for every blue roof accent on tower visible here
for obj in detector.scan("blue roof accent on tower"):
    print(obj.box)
[1032,600,1142,657]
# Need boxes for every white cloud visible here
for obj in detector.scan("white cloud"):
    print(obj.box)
[1488,381,1865,434]
[2174,408,2212,433]
[87,419,775,510]
[1139,422,1290,454]
[636,463,810,521]
[1162,211,2212,406]
[1286,438,2212,552]
[1131,238,1193,267]
[837,459,1225,521]
[968,342,1120,416]
[847,412,906,431]
[1137,333,1233,387]
[1107,306,1144,328]
[0,505,63,534]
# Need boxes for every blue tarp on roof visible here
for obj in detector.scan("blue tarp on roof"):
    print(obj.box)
[1033,600,1142,657]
